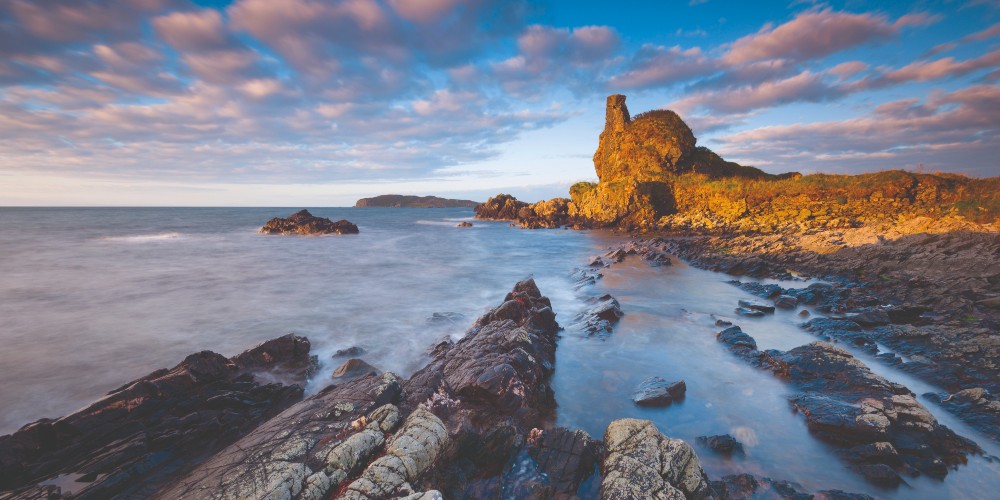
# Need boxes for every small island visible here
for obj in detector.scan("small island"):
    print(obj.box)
[259,209,359,235]
[355,194,480,208]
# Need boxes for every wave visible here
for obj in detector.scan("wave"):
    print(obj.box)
[414,220,476,227]
[99,232,185,242]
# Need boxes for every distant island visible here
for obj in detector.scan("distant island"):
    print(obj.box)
[355,194,480,208]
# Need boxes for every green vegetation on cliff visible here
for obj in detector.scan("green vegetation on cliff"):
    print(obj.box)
[355,194,479,208]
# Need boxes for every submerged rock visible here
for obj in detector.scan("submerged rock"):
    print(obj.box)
[259,209,359,235]
[696,434,744,456]
[632,377,686,407]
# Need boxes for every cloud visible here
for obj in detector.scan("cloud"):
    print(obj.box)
[715,85,1000,176]
[153,9,229,51]
[723,9,926,65]
[608,44,716,89]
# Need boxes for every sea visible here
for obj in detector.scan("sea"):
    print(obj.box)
[0,207,996,498]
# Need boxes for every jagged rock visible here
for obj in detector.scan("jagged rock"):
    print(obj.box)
[696,434,744,456]
[0,334,313,497]
[334,346,366,358]
[735,307,765,317]
[574,294,624,336]
[924,388,1000,441]
[737,300,775,314]
[259,209,359,235]
[528,427,600,494]
[456,221,473,227]
[157,372,404,499]
[474,194,528,220]
[331,358,381,384]
[632,377,686,407]
[600,418,714,499]
[714,328,981,484]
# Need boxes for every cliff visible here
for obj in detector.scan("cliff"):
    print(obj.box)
[497,94,999,231]
[355,194,479,208]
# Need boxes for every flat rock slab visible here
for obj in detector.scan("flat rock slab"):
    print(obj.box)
[632,377,686,407]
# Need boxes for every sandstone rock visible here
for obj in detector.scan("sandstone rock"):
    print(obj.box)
[600,418,714,499]
[259,209,359,235]
[632,377,686,407]
[474,194,528,220]
[331,358,381,384]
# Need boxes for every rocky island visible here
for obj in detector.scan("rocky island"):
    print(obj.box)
[355,195,479,208]
[259,209,360,235]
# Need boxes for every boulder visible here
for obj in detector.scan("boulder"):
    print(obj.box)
[474,194,528,220]
[632,377,686,407]
[331,358,381,384]
[574,294,624,336]
[696,434,744,456]
[456,221,473,227]
[259,209,359,235]
[600,419,714,499]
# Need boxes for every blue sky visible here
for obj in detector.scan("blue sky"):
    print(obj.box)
[1,0,999,205]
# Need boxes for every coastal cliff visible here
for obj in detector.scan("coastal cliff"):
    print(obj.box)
[479,94,999,231]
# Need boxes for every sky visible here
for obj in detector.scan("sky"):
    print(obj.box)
[1,0,999,206]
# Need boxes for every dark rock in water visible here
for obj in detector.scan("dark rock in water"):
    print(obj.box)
[333,346,366,357]
[0,334,313,497]
[331,358,380,383]
[799,309,811,317]
[644,250,672,266]
[632,376,686,406]
[715,318,733,327]
[528,427,599,494]
[456,221,473,227]
[738,299,775,314]
[711,473,875,500]
[571,268,602,289]
[474,193,528,220]
[427,312,466,325]
[574,294,624,336]
[924,388,1000,441]
[735,307,765,317]
[886,305,929,324]
[775,294,798,309]
[258,209,359,235]
[697,434,744,456]
[851,309,892,326]
[589,256,610,268]
[714,328,982,485]
[600,419,715,499]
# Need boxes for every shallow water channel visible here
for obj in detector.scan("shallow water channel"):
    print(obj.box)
[551,247,1000,499]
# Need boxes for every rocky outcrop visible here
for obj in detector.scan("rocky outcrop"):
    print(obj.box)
[716,328,980,485]
[632,377,686,407]
[354,195,479,208]
[259,209,359,235]
[600,418,715,499]
[473,194,528,221]
[710,473,874,500]
[0,334,315,498]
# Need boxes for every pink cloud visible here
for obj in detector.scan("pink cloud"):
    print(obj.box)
[608,44,715,89]
[153,9,228,51]
[881,49,1000,83]
[723,9,916,65]
[388,0,464,23]
[961,21,1000,42]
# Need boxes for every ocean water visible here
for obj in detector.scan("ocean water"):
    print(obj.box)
[0,207,996,498]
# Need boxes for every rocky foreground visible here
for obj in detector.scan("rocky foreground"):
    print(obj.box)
[0,279,893,499]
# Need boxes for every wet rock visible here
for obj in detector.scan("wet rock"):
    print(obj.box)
[924,388,1000,441]
[528,427,600,494]
[575,294,624,336]
[589,256,611,268]
[334,346,366,358]
[426,312,465,325]
[710,473,874,500]
[735,307,765,317]
[852,310,892,327]
[714,329,982,485]
[799,310,811,317]
[600,418,714,499]
[259,209,359,235]
[696,434,744,456]
[715,319,733,327]
[632,377,686,407]
[456,221,473,227]
[331,359,381,384]
[738,300,775,314]
[774,295,798,309]
[0,335,314,496]
[158,372,404,499]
